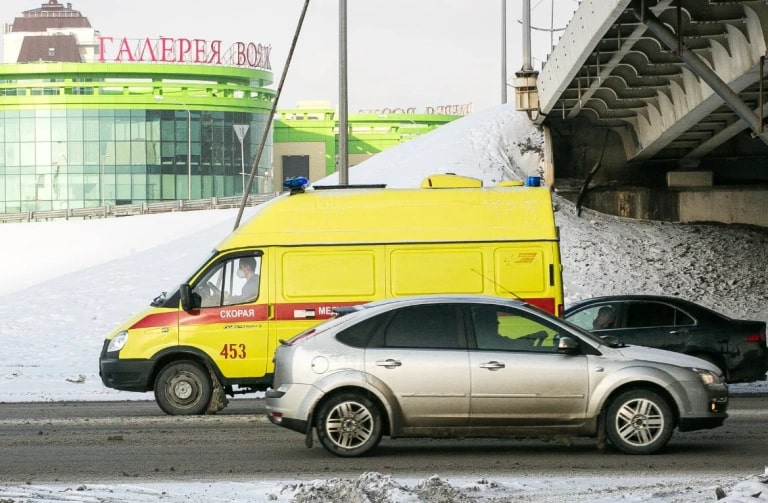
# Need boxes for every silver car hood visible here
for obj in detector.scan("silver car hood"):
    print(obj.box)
[610,344,721,374]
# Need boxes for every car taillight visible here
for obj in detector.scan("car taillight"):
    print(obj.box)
[745,332,766,343]
[284,328,317,346]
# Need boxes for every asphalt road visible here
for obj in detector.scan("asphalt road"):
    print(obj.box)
[1,395,766,483]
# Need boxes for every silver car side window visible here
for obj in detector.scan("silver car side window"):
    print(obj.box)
[382,304,461,349]
[472,305,560,352]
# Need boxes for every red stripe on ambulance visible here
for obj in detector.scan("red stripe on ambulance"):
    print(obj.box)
[129,312,178,329]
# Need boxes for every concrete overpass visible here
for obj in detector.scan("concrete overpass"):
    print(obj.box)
[517,0,768,227]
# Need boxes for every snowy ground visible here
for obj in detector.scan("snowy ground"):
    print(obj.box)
[3,471,768,503]
[1,104,767,501]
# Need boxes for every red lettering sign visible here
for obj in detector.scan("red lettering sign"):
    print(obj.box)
[160,37,175,62]
[115,38,135,62]
[97,36,269,69]
[97,36,112,62]
[194,39,206,63]
[206,40,222,65]
[177,38,192,63]
[137,38,157,61]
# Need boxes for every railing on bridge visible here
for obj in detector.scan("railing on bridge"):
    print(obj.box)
[0,193,281,224]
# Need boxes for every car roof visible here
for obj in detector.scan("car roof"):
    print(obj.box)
[362,294,527,308]
[331,295,528,318]
[564,295,726,318]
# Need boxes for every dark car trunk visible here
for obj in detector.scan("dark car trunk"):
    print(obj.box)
[725,320,768,383]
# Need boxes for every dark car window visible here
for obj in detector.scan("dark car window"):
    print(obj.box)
[336,314,385,348]
[626,302,678,327]
[381,304,462,349]
[566,303,619,331]
[673,309,695,326]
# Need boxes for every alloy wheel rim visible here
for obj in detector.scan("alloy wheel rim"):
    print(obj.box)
[326,401,374,449]
[615,398,664,446]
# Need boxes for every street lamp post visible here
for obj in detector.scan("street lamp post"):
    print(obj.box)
[154,95,192,200]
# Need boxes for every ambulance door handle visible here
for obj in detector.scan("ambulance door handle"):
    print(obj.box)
[480,361,506,370]
[268,304,275,320]
[375,359,402,369]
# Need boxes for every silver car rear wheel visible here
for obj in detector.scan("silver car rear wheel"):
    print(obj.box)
[606,389,674,454]
[315,392,383,457]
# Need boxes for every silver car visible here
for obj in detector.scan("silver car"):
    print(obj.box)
[266,295,728,457]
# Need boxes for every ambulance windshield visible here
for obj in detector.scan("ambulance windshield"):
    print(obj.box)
[150,250,218,307]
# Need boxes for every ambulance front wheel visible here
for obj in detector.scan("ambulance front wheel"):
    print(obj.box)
[154,361,212,416]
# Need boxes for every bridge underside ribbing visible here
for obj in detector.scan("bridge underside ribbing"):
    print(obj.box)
[536,0,768,178]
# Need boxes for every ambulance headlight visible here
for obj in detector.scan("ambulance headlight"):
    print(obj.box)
[107,331,128,352]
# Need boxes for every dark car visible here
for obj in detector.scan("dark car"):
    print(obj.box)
[564,295,768,383]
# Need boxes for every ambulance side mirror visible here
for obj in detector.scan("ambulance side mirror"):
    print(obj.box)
[179,283,200,311]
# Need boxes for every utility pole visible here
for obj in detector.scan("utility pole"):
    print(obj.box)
[501,0,507,104]
[338,0,349,185]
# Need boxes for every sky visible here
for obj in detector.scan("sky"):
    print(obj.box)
[0,0,579,113]
[1,103,768,501]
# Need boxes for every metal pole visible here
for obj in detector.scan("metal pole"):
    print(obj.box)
[501,0,507,104]
[550,0,554,51]
[186,108,191,200]
[240,141,246,194]
[338,0,349,185]
[234,0,310,230]
[522,0,532,72]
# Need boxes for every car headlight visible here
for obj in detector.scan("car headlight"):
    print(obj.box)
[107,331,128,352]
[692,368,723,386]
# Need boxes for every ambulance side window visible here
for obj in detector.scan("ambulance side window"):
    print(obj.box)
[192,254,262,308]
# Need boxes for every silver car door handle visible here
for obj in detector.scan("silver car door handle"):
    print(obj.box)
[375,359,402,368]
[668,330,680,335]
[480,361,506,370]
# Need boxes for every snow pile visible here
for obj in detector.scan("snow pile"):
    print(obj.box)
[316,105,543,188]
[556,197,768,322]
[4,472,766,502]
[285,472,768,503]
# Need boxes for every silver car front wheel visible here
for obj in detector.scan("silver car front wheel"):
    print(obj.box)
[606,389,674,454]
[315,392,383,457]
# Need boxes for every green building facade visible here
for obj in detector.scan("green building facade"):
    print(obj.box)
[0,63,274,214]
[273,104,461,183]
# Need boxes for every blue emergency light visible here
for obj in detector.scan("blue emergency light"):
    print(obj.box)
[283,177,308,191]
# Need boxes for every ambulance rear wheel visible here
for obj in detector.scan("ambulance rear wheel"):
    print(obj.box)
[154,361,212,416]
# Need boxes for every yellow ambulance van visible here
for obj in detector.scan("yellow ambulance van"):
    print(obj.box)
[99,174,564,415]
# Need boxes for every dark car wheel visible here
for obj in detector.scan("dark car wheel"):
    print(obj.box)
[605,389,674,454]
[154,361,212,416]
[315,392,383,457]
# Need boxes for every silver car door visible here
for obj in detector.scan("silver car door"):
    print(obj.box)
[364,303,470,428]
[468,304,589,426]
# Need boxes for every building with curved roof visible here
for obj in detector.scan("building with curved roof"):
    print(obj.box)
[0,1,465,219]
[0,0,274,214]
